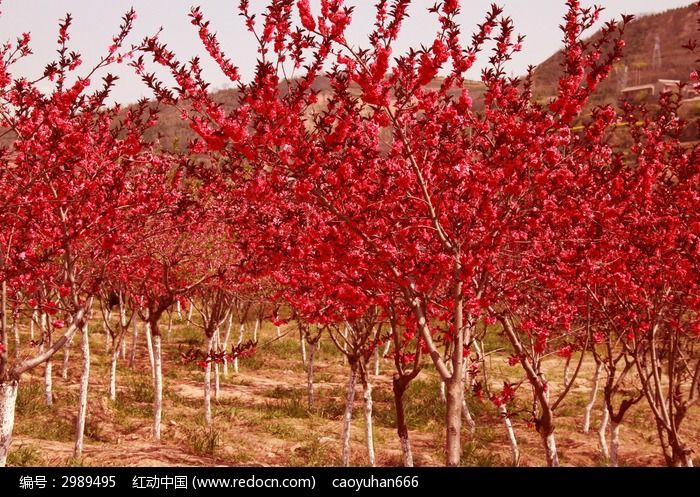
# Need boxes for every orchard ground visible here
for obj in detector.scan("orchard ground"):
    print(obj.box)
[6,314,698,467]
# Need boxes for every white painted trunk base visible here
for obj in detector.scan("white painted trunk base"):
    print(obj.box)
[0,381,18,467]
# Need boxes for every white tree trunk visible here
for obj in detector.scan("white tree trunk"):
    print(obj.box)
[234,322,244,374]
[563,356,572,387]
[599,406,610,461]
[439,380,447,404]
[462,398,476,435]
[109,345,118,402]
[102,310,111,354]
[74,322,90,458]
[299,330,307,370]
[307,338,315,410]
[252,318,259,342]
[0,381,18,467]
[610,421,621,467]
[44,359,53,407]
[145,322,155,381]
[544,432,559,467]
[499,404,520,466]
[30,310,37,340]
[152,334,163,440]
[128,317,138,368]
[582,362,601,433]
[176,300,182,320]
[213,328,220,402]
[204,334,213,425]
[187,304,193,323]
[61,337,71,380]
[341,368,357,467]
[363,379,375,467]
[221,314,233,377]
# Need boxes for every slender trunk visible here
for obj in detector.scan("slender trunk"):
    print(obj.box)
[128,317,138,368]
[120,337,126,360]
[166,312,173,341]
[599,406,610,461]
[563,356,572,387]
[145,322,155,381]
[187,304,193,323]
[500,404,520,466]
[393,377,413,467]
[0,381,19,467]
[582,363,601,433]
[204,334,213,425]
[176,300,182,320]
[462,398,476,435]
[61,337,71,380]
[213,328,220,402]
[44,358,53,406]
[445,376,463,467]
[74,322,90,458]
[30,311,36,340]
[222,314,233,377]
[382,340,391,360]
[610,421,620,467]
[362,376,375,467]
[152,334,163,440]
[341,325,348,366]
[108,337,118,401]
[252,318,259,343]
[41,313,52,406]
[543,432,559,467]
[299,329,307,371]
[373,347,380,377]
[234,323,243,374]
[341,366,357,467]
[102,310,111,354]
[439,380,446,404]
[12,319,19,359]
[307,338,315,410]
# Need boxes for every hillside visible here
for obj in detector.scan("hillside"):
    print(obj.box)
[532,3,698,109]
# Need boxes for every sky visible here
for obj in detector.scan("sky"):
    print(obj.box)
[0,1,694,105]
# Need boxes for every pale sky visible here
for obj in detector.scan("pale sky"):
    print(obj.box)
[0,1,694,104]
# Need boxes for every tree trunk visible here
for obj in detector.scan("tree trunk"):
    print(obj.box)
[306,337,315,410]
[204,334,213,425]
[582,362,601,433]
[393,376,413,467]
[299,329,307,370]
[128,317,138,368]
[341,366,357,467]
[73,322,90,458]
[563,356,572,387]
[44,359,53,407]
[108,340,118,402]
[599,406,610,461]
[373,347,380,377]
[462,397,476,435]
[252,318,259,342]
[176,300,182,320]
[166,312,173,341]
[542,431,559,467]
[234,322,244,374]
[145,322,155,380]
[152,333,163,440]
[445,375,464,467]
[187,304,193,323]
[500,404,520,466]
[30,311,36,340]
[610,421,620,467]
[61,337,72,380]
[213,328,220,402]
[362,376,375,467]
[12,319,19,359]
[222,314,233,377]
[0,381,18,467]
